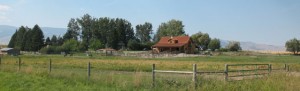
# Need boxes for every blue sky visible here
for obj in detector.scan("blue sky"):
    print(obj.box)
[0,0,300,46]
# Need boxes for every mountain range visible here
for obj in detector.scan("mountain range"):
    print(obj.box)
[220,40,285,51]
[0,25,285,51]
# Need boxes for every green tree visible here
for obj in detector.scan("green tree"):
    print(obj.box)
[136,22,153,43]
[226,41,242,51]
[63,18,80,41]
[62,39,79,53]
[285,38,300,55]
[191,32,211,50]
[31,24,45,51]
[45,37,51,45]
[127,39,141,50]
[23,29,33,51]
[89,38,104,51]
[50,35,58,46]
[77,14,94,50]
[154,19,185,42]
[208,38,221,51]
[97,17,110,45]
[8,30,17,48]
[106,18,118,49]
[14,26,27,50]
[120,19,135,48]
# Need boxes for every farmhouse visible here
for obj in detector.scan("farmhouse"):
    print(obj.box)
[152,36,196,54]
[0,48,20,56]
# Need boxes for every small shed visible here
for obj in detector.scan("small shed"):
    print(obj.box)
[0,48,20,56]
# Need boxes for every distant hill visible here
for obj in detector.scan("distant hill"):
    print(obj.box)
[0,25,66,45]
[221,40,286,51]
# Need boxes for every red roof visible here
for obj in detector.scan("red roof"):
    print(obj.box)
[152,36,191,47]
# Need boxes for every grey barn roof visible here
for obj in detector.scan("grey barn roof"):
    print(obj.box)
[0,48,14,51]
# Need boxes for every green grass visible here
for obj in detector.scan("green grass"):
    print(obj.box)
[0,54,300,91]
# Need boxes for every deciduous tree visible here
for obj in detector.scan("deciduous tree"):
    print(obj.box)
[191,32,211,50]
[154,19,185,42]
[226,41,242,51]
[208,38,221,51]
[136,22,153,43]
[285,38,300,55]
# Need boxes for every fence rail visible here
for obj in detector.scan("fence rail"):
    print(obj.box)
[154,70,194,74]
[225,64,274,81]
[153,63,290,88]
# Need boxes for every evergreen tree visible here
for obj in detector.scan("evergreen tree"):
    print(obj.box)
[8,30,17,48]
[57,36,64,46]
[51,35,58,46]
[45,37,51,46]
[23,29,33,51]
[15,26,27,50]
[31,24,45,51]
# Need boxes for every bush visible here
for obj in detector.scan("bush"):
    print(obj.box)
[140,42,154,50]
[62,39,79,53]
[39,46,64,54]
[219,48,229,52]
[127,40,154,51]
[127,39,141,50]
[226,41,242,51]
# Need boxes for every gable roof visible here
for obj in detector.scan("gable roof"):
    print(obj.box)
[152,36,191,47]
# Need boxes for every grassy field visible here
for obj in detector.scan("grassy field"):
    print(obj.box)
[0,53,300,91]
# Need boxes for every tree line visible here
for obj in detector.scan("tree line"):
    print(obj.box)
[8,14,241,54]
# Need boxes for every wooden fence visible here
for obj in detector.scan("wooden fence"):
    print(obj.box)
[225,64,270,81]
[152,63,290,88]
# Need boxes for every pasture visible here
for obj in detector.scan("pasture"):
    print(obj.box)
[0,53,300,91]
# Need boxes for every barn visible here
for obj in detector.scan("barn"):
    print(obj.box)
[0,48,20,56]
[152,36,196,54]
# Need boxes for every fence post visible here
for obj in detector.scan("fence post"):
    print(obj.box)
[49,59,52,73]
[193,64,197,89]
[0,57,2,65]
[225,64,228,81]
[255,64,258,78]
[268,64,272,74]
[152,64,155,88]
[87,62,91,80]
[287,65,290,72]
[284,64,287,71]
[18,57,21,71]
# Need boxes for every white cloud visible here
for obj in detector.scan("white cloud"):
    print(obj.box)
[0,5,11,22]
[0,5,11,11]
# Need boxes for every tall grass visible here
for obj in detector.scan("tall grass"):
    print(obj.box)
[0,55,300,90]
